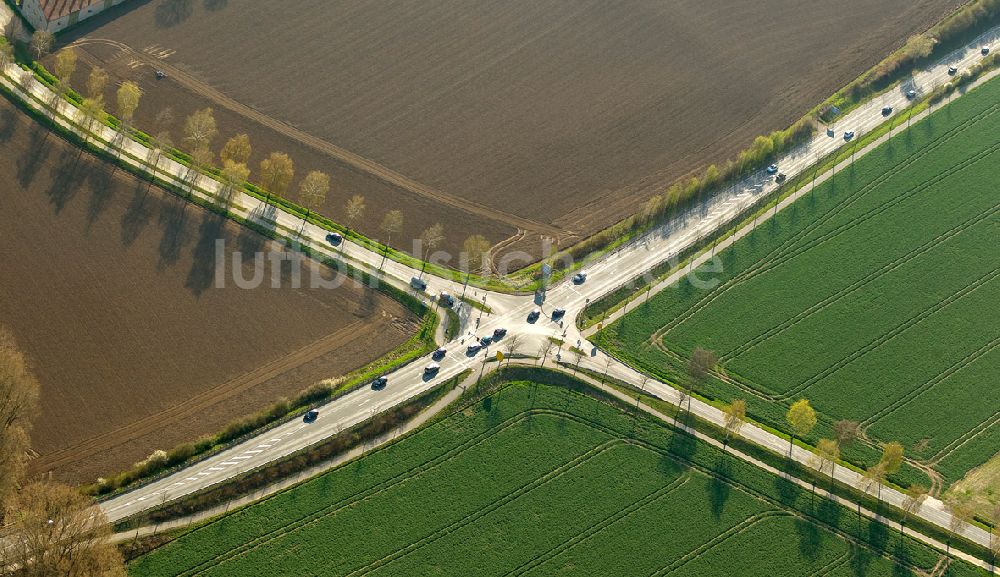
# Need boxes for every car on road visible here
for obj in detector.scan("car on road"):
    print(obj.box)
[826,127,835,137]
[775,173,787,184]
[410,277,427,291]
[466,343,482,355]
[303,409,319,423]
[438,292,455,307]
[766,164,778,175]
[371,376,388,390]
[881,106,892,116]
[843,131,855,141]
[479,335,493,346]
[551,308,566,320]
[432,347,446,361]
[493,327,507,339]
[983,47,990,56]
[572,272,587,285]
[948,66,958,75]
[424,362,440,375]
[527,309,541,322]
[325,232,343,246]
[906,89,917,99]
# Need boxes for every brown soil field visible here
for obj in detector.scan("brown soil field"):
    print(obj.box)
[65,0,963,262]
[0,95,418,484]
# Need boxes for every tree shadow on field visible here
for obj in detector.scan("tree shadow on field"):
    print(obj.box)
[185,212,226,296]
[155,0,193,28]
[85,158,119,229]
[18,126,52,190]
[774,475,802,508]
[0,106,17,143]
[203,0,226,11]
[44,147,84,214]
[795,513,822,561]
[891,540,914,577]
[849,544,875,577]
[121,180,154,247]
[708,455,731,519]
[157,199,189,269]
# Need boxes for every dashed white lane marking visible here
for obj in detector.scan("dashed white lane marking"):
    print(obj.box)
[246,449,263,454]
[258,444,272,449]
[269,438,281,442]
[221,461,238,466]
[185,477,198,481]
[233,456,251,461]
[208,467,224,471]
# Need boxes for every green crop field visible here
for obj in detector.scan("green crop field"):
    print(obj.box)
[129,381,986,577]
[596,75,1000,495]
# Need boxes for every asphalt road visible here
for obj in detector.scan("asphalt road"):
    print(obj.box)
[1,21,996,551]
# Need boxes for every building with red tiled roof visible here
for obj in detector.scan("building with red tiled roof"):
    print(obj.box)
[18,0,126,33]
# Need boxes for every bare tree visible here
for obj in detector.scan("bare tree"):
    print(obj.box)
[722,399,747,449]
[944,495,973,553]
[0,482,127,576]
[183,107,218,152]
[79,97,104,142]
[219,160,249,211]
[220,133,252,165]
[29,30,54,61]
[862,463,886,504]
[833,420,861,449]
[418,223,444,275]
[537,340,554,367]
[786,399,817,456]
[345,194,366,232]
[259,151,294,208]
[461,234,492,283]
[686,347,717,384]
[0,42,13,72]
[378,209,404,270]
[503,333,521,367]
[297,170,330,232]
[147,130,173,173]
[572,347,583,374]
[185,145,214,193]
[901,484,928,532]
[0,327,39,510]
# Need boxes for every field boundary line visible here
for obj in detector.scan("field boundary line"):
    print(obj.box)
[501,473,693,577]
[341,440,628,577]
[723,197,1000,364]
[646,100,1000,343]
[929,413,1000,465]
[174,408,584,577]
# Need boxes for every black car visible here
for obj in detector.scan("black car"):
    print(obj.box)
[410,277,427,291]
[551,308,566,320]
[775,173,787,184]
[303,409,319,423]
[906,89,917,99]
[948,66,958,75]
[983,47,991,56]
[493,327,507,339]
[881,106,893,117]
[325,232,343,246]
[466,343,482,355]
[572,272,587,285]
[371,376,388,390]
[527,309,541,322]
[432,347,447,361]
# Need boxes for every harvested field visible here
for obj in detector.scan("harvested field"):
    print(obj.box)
[66,0,962,262]
[129,382,983,577]
[0,95,418,484]
[597,75,1000,497]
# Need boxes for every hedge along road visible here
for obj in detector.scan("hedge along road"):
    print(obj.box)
[1,19,996,555]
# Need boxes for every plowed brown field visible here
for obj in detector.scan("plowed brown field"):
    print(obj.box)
[0,96,417,484]
[64,0,963,262]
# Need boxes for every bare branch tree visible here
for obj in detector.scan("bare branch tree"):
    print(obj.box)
[0,327,39,510]
[183,107,218,152]
[220,159,249,212]
[0,42,13,72]
[537,340,554,367]
[29,30,54,61]
[833,420,861,450]
[418,223,444,274]
[378,209,403,270]
[503,333,521,366]
[345,194,366,232]
[297,170,330,232]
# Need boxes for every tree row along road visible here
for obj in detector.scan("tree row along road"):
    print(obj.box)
[1,21,997,557]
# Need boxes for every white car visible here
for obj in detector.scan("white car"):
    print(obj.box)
[424,362,441,375]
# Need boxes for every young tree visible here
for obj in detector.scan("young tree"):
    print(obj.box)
[30,30,54,61]
[378,209,404,270]
[901,484,928,532]
[686,347,717,384]
[833,419,861,449]
[85,66,108,102]
[0,42,13,72]
[53,47,77,99]
[503,333,521,367]
[183,107,218,152]
[418,223,444,273]
[537,340,555,367]
[0,327,39,510]
[184,146,214,193]
[944,495,973,553]
[786,399,817,456]
[862,463,886,502]
[297,170,330,230]
[259,151,294,206]
[814,438,840,486]
[462,234,492,276]
[116,80,142,126]
[722,399,747,449]
[220,133,252,165]
[878,441,904,476]
[148,130,173,172]
[79,97,104,142]
[220,160,250,211]
[0,482,127,576]
[345,194,366,232]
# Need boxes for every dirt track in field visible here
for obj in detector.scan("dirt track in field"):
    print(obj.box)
[64,0,963,262]
[0,96,417,484]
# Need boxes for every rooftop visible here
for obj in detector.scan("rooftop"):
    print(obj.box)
[37,0,101,20]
